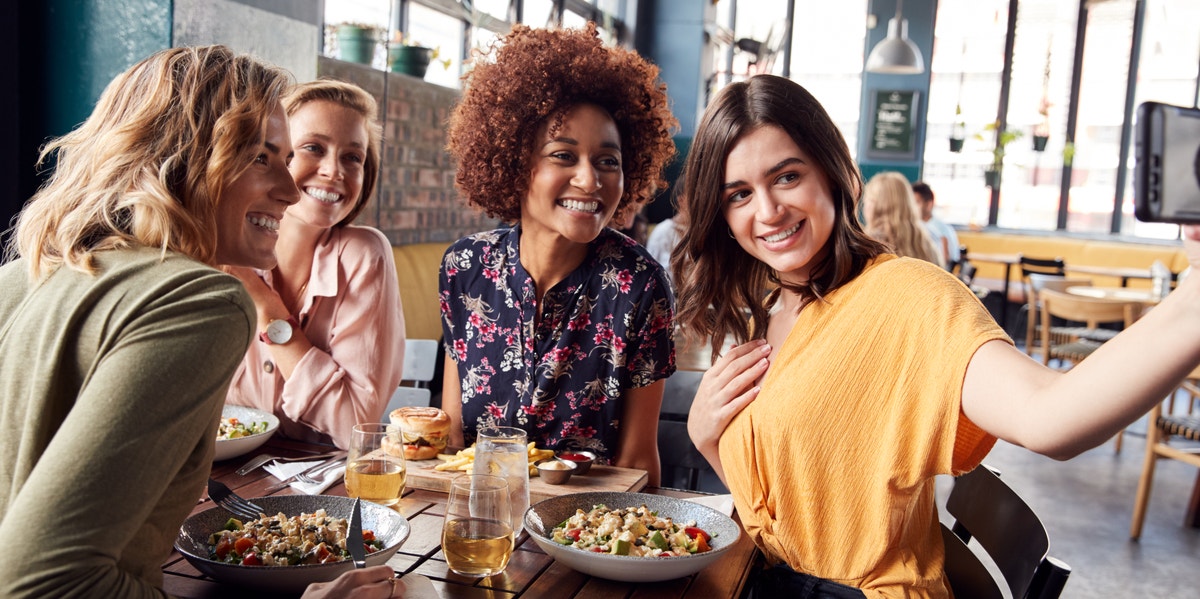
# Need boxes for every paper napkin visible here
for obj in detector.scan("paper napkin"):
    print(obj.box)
[685,493,735,517]
[263,459,346,495]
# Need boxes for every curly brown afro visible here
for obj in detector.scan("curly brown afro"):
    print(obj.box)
[446,23,678,224]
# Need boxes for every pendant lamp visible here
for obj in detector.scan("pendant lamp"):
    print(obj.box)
[866,0,925,74]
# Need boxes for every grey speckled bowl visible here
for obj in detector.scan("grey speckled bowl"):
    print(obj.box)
[523,491,741,582]
[175,495,410,594]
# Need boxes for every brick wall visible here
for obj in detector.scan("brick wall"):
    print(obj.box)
[317,56,498,246]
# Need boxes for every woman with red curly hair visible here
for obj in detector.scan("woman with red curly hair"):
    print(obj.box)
[439,23,679,486]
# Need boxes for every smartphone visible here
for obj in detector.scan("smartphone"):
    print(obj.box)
[1134,101,1200,223]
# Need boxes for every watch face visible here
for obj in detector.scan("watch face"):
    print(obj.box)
[266,319,293,344]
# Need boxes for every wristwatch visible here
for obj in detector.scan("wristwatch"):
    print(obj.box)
[260,316,299,345]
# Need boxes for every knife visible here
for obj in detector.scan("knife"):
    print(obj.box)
[348,497,367,569]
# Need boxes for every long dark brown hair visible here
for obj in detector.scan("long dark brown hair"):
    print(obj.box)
[671,75,887,356]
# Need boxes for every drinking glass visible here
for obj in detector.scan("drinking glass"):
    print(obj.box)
[473,426,530,538]
[345,423,406,507]
[441,473,514,577]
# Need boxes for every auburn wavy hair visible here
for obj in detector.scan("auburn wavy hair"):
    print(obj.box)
[446,23,678,224]
[9,45,291,278]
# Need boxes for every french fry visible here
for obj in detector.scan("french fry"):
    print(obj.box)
[433,442,558,477]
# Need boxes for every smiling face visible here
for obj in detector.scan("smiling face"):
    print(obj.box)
[215,104,299,269]
[285,100,369,230]
[721,125,836,286]
[519,103,624,248]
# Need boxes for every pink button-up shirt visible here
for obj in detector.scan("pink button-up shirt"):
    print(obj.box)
[226,225,405,449]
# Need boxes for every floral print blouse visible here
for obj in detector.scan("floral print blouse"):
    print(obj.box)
[439,225,675,460]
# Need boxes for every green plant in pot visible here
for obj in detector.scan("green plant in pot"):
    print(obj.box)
[334,22,382,65]
[949,103,966,153]
[388,33,449,78]
[976,121,1022,188]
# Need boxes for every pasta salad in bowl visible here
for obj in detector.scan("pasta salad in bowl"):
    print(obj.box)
[213,405,279,461]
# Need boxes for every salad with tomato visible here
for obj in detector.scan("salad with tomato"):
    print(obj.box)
[216,416,269,440]
[551,504,713,557]
[208,509,382,566]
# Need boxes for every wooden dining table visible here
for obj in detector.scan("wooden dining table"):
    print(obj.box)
[163,437,763,599]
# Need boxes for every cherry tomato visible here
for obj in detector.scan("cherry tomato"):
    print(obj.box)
[591,547,606,552]
[363,530,376,542]
[234,537,256,554]
[242,552,262,566]
[214,539,233,560]
[566,529,582,542]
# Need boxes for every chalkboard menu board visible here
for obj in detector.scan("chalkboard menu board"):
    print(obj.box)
[868,90,920,159]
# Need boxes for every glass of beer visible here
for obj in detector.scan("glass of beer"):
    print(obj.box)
[442,473,514,577]
[346,423,406,507]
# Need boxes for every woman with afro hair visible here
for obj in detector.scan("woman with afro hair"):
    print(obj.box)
[439,23,678,485]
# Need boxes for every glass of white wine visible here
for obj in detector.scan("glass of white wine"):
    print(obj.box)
[442,473,513,577]
[345,423,406,507]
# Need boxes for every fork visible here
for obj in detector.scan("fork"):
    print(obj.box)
[295,457,346,485]
[236,451,339,476]
[207,478,264,521]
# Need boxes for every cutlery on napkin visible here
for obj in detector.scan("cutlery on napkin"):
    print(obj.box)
[263,454,346,495]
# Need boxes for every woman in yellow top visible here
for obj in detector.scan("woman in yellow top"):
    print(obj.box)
[673,74,1200,598]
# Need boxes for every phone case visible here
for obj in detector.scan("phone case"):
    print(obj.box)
[1135,101,1200,223]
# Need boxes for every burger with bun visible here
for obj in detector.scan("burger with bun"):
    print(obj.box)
[386,406,450,460]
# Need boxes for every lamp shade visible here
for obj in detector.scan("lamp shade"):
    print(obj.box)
[866,17,924,74]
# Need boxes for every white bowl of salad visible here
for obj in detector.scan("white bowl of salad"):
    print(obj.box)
[523,491,742,582]
[213,405,279,461]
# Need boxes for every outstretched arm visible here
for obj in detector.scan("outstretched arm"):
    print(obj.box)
[963,225,1200,459]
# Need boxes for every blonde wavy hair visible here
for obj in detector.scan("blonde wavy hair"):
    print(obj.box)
[8,45,292,278]
[283,79,382,227]
[862,171,944,268]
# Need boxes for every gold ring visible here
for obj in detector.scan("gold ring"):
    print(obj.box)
[388,576,397,594]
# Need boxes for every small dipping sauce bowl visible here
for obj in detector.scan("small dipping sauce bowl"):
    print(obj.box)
[555,450,597,475]
[536,458,576,485]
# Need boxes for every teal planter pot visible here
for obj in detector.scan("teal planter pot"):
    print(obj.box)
[389,45,432,78]
[337,25,378,65]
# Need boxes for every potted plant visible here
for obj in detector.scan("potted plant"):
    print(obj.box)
[1032,46,1052,152]
[949,103,966,153]
[334,22,381,65]
[388,33,449,78]
[1032,98,1051,152]
[977,121,1022,188]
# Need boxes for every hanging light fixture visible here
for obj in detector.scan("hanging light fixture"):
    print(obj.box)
[866,0,925,74]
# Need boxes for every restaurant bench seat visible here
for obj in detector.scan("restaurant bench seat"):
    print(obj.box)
[392,242,452,342]
[958,230,1186,303]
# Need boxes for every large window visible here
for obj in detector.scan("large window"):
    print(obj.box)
[923,0,1200,239]
[323,1,635,90]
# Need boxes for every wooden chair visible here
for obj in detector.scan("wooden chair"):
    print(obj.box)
[1038,288,1138,369]
[1022,275,1096,357]
[1014,255,1066,340]
[1129,370,1200,540]
[382,338,440,418]
[1038,289,1140,451]
[944,465,1071,599]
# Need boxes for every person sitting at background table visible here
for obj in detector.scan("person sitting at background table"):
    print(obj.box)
[673,74,1200,598]
[0,46,402,599]
[439,23,678,485]
[862,171,944,269]
[646,207,687,289]
[224,79,405,450]
[912,180,960,269]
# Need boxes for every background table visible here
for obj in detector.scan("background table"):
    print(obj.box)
[163,437,762,599]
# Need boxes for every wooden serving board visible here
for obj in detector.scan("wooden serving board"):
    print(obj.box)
[405,459,648,503]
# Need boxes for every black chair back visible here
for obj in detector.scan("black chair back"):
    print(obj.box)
[945,465,1071,599]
